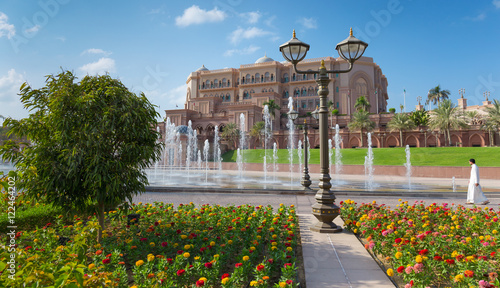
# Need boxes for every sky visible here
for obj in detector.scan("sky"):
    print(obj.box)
[1,0,500,124]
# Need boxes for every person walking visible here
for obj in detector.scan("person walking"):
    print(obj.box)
[466,159,489,205]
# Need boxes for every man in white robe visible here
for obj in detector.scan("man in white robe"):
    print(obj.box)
[467,159,489,205]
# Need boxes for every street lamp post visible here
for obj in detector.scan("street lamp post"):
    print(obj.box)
[288,107,319,191]
[280,29,368,233]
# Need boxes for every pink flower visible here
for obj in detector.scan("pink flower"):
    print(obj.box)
[413,263,423,273]
[405,266,413,274]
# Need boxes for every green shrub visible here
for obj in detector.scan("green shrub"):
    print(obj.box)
[0,203,63,234]
[389,108,396,113]
[332,109,339,115]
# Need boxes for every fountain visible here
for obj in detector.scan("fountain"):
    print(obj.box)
[263,106,272,183]
[203,139,209,184]
[197,150,202,171]
[334,124,343,184]
[238,113,246,179]
[328,139,333,178]
[364,132,374,190]
[452,176,456,192]
[214,125,222,172]
[287,101,295,185]
[405,145,412,190]
[273,143,278,182]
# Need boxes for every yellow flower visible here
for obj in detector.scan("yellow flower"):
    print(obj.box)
[194,256,200,260]
[88,263,96,269]
[228,240,233,245]
[184,244,191,250]
[221,277,230,284]
[387,268,394,277]
[287,247,293,252]
[279,282,287,288]
[454,274,464,282]
[34,239,38,243]
[150,242,155,247]
[395,252,402,259]
[415,255,423,263]
[213,254,220,259]
[181,235,188,240]
[183,252,190,258]
[250,280,258,286]
[147,254,155,262]
[250,247,256,251]
[136,260,144,267]
[242,256,250,261]
[199,277,207,282]
[210,241,216,246]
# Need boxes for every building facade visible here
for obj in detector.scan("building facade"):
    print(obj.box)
[162,55,496,152]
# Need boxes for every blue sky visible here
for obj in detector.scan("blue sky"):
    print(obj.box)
[1,0,500,122]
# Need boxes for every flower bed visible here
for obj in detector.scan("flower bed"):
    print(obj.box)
[340,199,500,288]
[0,202,299,287]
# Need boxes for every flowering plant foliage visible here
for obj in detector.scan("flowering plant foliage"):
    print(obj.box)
[341,199,500,288]
[0,202,299,287]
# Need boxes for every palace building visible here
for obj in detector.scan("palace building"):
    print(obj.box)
[162,55,496,151]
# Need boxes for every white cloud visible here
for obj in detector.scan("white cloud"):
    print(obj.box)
[224,45,260,57]
[24,25,40,35]
[0,69,25,102]
[175,5,226,27]
[0,12,15,39]
[298,17,317,29]
[493,0,500,8]
[229,27,272,44]
[79,58,116,75]
[148,8,164,14]
[81,48,112,56]
[240,11,261,24]
[145,84,187,110]
[465,13,487,21]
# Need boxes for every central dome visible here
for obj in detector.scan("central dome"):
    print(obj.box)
[255,54,274,64]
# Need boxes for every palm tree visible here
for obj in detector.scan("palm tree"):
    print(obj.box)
[347,110,375,147]
[387,113,416,147]
[483,99,500,146]
[428,99,467,146]
[262,99,281,120]
[249,121,266,148]
[354,96,371,112]
[481,119,498,146]
[220,122,239,149]
[328,100,335,127]
[426,85,450,108]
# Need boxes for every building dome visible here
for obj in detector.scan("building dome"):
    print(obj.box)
[196,65,209,72]
[255,54,274,64]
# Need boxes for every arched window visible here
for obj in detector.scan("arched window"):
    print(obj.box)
[206,80,210,88]
[214,79,218,88]
[294,88,300,97]
[222,78,226,87]
[243,90,250,99]
[262,88,267,93]
[271,74,274,81]
[292,73,296,81]
[269,88,274,92]
[246,74,251,83]
[355,78,368,95]
[283,90,289,98]
[202,82,205,89]
[283,73,289,83]
[226,93,231,101]
[251,76,255,83]
[255,73,260,83]
[261,74,264,82]
[303,74,306,80]
[241,77,245,84]
[301,87,307,96]
[227,80,231,86]
[265,72,270,82]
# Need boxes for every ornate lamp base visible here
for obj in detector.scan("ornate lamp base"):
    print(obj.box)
[310,202,343,233]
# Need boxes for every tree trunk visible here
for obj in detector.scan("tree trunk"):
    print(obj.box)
[360,130,364,147]
[447,129,452,146]
[399,130,404,147]
[97,201,104,243]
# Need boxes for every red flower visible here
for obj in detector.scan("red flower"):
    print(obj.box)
[256,264,265,271]
[167,258,173,264]
[433,255,443,261]
[177,250,184,254]
[106,253,112,257]
[177,269,185,276]
[397,266,405,273]
[267,259,274,264]
[140,238,148,242]
[286,280,293,284]
[161,242,168,247]
[221,273,230,280]
[196,280,205,287]
[235,263,243,268]
[464,270,474,277]
[418,249,428,255]
[445,259,455,265]
[102,258,111,264]
[204,262,213,269]
[284,263,292,268]
[395,238,402,244]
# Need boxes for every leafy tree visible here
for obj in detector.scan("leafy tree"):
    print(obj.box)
[465,110,483,125]
[481,119,498,146]
[387,113,416,147]
[483,99,500,146]
[354,96,371,112]
[409,110,430,127]
[262,99,281,120]
[426,85,450,107]
[0,71,162,242]
[428,99,468,146]
[249,121,266,148]
[347,110,375,147]
[328,100,335,127]
[221,122,239,149]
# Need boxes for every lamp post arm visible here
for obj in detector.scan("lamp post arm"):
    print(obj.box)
[292,61,353,76]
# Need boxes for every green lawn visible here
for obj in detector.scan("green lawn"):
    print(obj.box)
[221,147,500,167]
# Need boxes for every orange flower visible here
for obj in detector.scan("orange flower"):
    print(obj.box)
[147,273,155,278]
[95,250,102,255]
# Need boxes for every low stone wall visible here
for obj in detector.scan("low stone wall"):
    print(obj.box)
[220,162,499,180]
